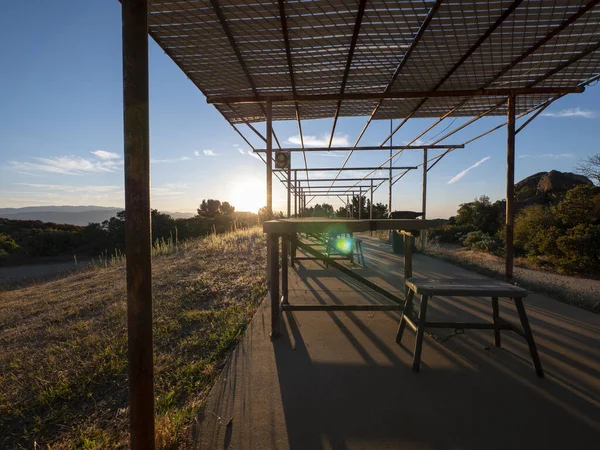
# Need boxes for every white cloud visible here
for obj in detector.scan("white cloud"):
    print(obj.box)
[518,153,575,159]
[203,149,218,156]
[402,139,426,146]
[448,156,491,184]
[9,155,122,175]
[91,150,120,160]
[150,156,191,164]
[248,150,261,160]
[542,107,598,119]
[194,151,200,157]
[16,183,121,193]
[313,152,345,158]
[238,148,246,155]
[287,134,350,147]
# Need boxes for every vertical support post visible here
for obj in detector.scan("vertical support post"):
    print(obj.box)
[268,234,281,338]
[266,99,273,219]
[369,180,373,220]
[388,119,393,216]
[122,0,155,448]
[403,233,413,299]
[346,195,350,217]
[506,94,516,281]
[294,171,298,217]
[287,165,291,218]
[281,235,289,304]
[421,148,428,251]
[358,187,362,219]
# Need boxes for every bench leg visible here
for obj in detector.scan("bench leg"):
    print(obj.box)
[514,298,544,378]
[269,234,281,338]
[396,290,414,344]
[412,295,429,373]
[491,296,501,348]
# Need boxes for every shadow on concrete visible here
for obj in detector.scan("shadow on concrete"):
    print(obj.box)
[194,235,600,450]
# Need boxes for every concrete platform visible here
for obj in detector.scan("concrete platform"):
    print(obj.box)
[194,235,600,450]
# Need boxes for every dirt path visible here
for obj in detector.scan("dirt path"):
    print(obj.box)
[0,261,89,285]
[424,244,600,312]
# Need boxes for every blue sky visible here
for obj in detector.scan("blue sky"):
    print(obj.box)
[1,1,599,218]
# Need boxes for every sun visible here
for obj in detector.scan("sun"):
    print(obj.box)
[228,178,264,213]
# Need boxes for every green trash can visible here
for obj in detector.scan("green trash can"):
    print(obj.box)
[389,211,423,255]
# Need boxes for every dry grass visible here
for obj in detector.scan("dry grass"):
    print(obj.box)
[0,226,266,449]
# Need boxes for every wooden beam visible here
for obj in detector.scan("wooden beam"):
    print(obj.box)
[122,0,154,447]
[506,94,516,281]
[207,86,583,105]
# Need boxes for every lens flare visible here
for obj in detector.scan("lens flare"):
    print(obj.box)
[334,237,354,255]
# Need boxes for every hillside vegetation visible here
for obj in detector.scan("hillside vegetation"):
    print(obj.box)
[0,200,259,267]
[428,172,600,276]
[0,227,266,448]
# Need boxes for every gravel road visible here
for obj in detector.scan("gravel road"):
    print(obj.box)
[425,244,599,312]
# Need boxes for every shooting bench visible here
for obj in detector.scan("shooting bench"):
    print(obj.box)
[397,278,544,377]
[263,218,428,338]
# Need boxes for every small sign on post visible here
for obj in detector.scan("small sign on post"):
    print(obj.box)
[275,150,290,169]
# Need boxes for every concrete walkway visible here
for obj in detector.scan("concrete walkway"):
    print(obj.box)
[194,235,600,450]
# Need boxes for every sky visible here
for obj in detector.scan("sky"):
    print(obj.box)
[1,1,599,218]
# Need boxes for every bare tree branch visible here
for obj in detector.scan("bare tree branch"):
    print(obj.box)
[574,153,600,186]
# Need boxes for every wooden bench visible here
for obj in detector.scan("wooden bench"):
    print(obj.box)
[396,278,544,377]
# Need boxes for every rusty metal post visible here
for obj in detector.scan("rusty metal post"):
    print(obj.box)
[369,180,373,219]
[358,187,362,219]
[266,99,273,219]
[388,119,393,216]
[421,148,428,251]
[506,94,516,281]
[346,195,350,217]
[294,171,298,217]
[122,0,155,448]
[287,164,291,218]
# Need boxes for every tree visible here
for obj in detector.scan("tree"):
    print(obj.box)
[305,203,334,217]
[197,199,222,218]
[575,153,600,186]
[220,201,236,216]
[455,195,504,235]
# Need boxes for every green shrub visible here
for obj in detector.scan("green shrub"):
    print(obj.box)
[463,231,501,253]
[0,233,19,254]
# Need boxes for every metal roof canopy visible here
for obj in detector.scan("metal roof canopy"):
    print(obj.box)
[148,0,600,124]
[121,1,600,448]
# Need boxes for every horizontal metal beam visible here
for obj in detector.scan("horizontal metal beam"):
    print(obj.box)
[254,144,463,153]
[208,86,584,104]
[302,193,363,196]
[297,177,390,182]
[297,185,374,189]
[280,166,417,172]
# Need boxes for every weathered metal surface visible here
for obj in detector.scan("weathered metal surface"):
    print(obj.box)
[122,0,154,447]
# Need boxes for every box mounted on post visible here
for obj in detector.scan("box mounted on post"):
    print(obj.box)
[275,150,290,169]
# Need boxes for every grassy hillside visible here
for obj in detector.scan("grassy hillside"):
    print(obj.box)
[0,227,266,449]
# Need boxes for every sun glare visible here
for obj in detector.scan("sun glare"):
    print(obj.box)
[228,178,264,213]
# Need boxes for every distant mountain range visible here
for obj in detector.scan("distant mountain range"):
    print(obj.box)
[0,206,195,226]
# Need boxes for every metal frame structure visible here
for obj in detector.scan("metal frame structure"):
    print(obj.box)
[121,1,600,447]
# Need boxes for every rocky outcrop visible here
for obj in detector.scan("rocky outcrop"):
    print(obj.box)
[515,170,593,206]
